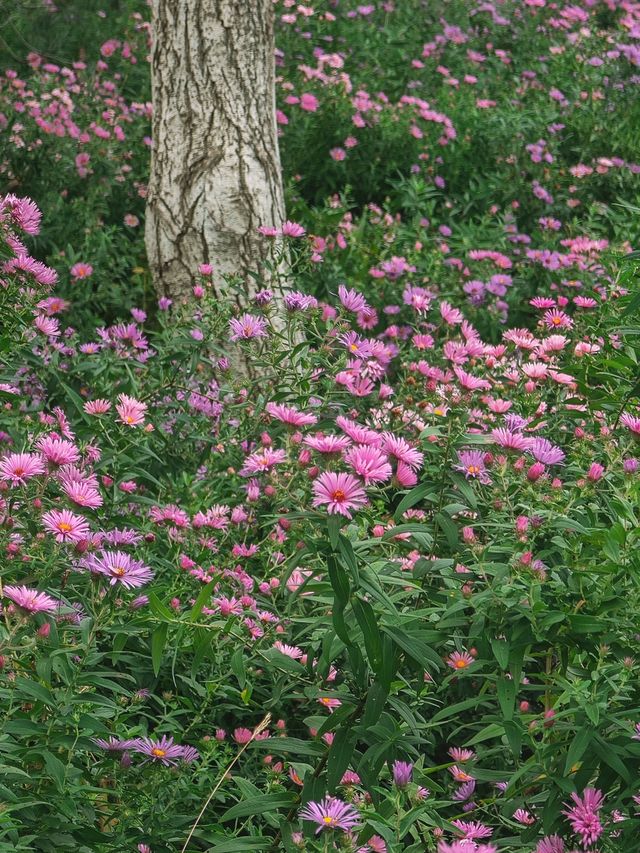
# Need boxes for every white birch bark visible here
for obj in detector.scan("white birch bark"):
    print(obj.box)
[146,0,286,302]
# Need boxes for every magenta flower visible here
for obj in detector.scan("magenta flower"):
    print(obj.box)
[4,585,59,614]
[446,651,475,670]
[312,471,368,518]
[229,313,269,342]
[280,220,306,237]
[36,436,80,466]
[344,444,392,484]
[338,285,368,313]
[528,438,565,465]
[130,735,199,766]
[299,796,360,833]
[392,760,413,787]
[84,551,154,589]
[116,393,148,427]
[240,448,287,476]
[304,434,352,454]
[265,402,318,426]
[70,262,93,279]
[543,308,573,329]
[454,450,491,484]
[83,399,112,415]
[92,737,137,752]
[535,837,565,853]
[491,427,533,451]
[563,788,604,847]
[42,509,90,543]
[451,819,493,839]
[381,432,423,470]
[3,194,42,234]
[0,452,46,486]
[620,412,640,435]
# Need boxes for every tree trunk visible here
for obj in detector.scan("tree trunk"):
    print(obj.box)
[146,0,286,303]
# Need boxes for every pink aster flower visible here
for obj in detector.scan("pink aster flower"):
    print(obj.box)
[536,836,565,853]
[491,427,533,451]
[335,416,381,446]
[454,366,492,392]
[563,788,604,848]
[116,393,147,427]
[338,285,369,313]
[381,432,423,470]
[304,434,352,454]
[130,735,199,766]
[3,194,42,234]
[447,651,475,670]
[70,262,93,280]
[60,477,103,509]
[280,220,306,237]
[620,412,640,435]
[344,444,392,484]
[34,315,61,337]
[83,399,112,415]
[392,760,413,787]
[36,435,80,466]
[42,509,90,543]
[528,438,565,465]
[440,300,464,325]
[240,447,287,475]
[84,550,154,589]
[265,402,318,426]
[454,450,491,484]
[4,585,59,614]
[299,796,360,833]
[0,452,46,486]
[312,471,367,518]
[451,819,493,839]
[543,308,573,329]
[229,313,269,341]
[438,844,496,853]
[92,736,137,752]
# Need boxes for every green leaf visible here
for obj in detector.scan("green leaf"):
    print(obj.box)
[230,647,246,688]
[151,623,168,677]
[189,578,217,620]
[327,727,357,792]
[252,737,324,757]
[382,626,442,671]
[352,597,382,672]
[14,678,55,707]
[490,638,509,670]
[327,555,350,607]
[221,793,297,821]
[497,677,516,721]
[564,728,593,776]
[393,482,435,520]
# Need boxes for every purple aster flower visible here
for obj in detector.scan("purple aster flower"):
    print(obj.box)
[83,550,154,589]
[299,796,360,833]
[528,438,565,465]
[4,585,60,614]
[563,788,604,848]
[130,735,199,766]
[229,313,268,341]
[454,450,492,484]
[92,736,136,752]
[392,760,413,788]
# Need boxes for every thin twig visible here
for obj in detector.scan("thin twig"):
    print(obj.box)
[180,713,272,853]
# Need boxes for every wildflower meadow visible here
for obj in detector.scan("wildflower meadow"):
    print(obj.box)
[1,1,640,851]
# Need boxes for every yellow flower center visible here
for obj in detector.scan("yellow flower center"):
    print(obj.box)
[434,408,445,416]
[322,816,335,825]
[151,748,166,757]
[552,316,562,325]
[58,522,72,532]
[332,490,346,502]
[455,659,469,669]
[113,566,126,577]
[466,465,480,475]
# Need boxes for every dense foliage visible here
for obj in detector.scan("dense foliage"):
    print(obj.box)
[1,1,640,852]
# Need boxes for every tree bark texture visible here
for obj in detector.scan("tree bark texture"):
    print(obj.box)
[146,0,286,302]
